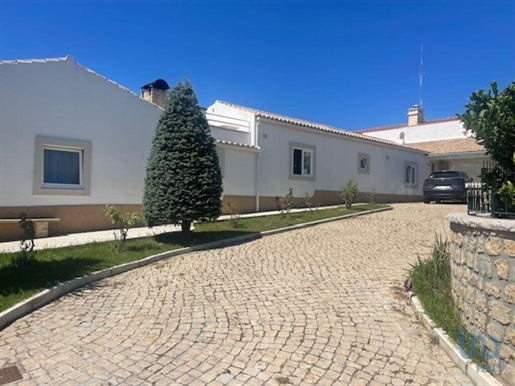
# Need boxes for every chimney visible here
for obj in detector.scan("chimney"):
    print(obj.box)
[141,79,170,108]
[407,104,424,126]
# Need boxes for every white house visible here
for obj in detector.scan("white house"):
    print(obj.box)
[207,101,429,213]
[358,105,487,179]
[0,55,429,241]
[0,56,166,241]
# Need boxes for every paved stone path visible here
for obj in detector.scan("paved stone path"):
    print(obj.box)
[0,203,473,385]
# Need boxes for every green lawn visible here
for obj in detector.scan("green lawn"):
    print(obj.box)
[0,203,385,312]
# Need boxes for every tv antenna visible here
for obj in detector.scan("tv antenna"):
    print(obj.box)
[419,44,424,107]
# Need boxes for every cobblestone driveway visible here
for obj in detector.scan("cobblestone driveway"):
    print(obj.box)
[0,204,473,385]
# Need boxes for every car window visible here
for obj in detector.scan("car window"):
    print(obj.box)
[429,171,460,178]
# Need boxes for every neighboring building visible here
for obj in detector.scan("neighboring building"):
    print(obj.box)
[0,55,429,241]
[358,105,488,179]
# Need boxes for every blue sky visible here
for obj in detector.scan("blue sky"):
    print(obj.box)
[1,0,514,130]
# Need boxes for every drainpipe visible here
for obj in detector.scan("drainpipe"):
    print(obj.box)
[255,117,261,212]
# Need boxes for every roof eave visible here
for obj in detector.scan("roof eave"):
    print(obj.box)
[257,115,427,154]
[427,151,487,160]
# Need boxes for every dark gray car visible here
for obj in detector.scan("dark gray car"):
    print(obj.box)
[423,170,472,204]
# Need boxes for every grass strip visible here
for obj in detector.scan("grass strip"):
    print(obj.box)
[0,203,385,312]
[409,234,487,367]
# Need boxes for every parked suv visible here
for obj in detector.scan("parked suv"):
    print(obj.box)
[423,170,472,204]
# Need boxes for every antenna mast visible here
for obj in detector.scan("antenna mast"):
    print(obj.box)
[419,44,424,107]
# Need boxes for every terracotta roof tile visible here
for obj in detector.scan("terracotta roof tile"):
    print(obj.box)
[217,101,425,153]
[409,138,485,155]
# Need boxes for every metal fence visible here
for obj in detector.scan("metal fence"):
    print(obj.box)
[467,163,515,219]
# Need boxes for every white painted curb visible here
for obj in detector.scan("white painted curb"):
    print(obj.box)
[0,206,391,331]
[409,293,504,386]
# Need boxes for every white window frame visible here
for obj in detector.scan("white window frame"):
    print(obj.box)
[405,162,418,186]
[33,136,92,196]
[42,147,84,189]
[358,153,370,174]
[289,142,316,181]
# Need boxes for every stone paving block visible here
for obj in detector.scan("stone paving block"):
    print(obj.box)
[0,204,478,386]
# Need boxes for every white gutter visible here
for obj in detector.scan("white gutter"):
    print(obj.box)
[255,117,261,212]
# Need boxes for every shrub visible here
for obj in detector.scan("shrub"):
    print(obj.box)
[280,188,295,219]
[341,180,359,209]
[105,205,142,248]
[304,192,314,213]
[369,188,376,205]
[11,213,37,267]
[227,199,240,228]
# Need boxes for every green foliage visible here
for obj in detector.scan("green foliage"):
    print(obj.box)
[143,79,223,233]
[369,188,376,205]
[409,234,487,367]
[11,213,36,267]
[105,205,142,249]
[304,192,314,212]
[0,203,386,312]
[410,234,450,287]
[279,188,295,219]
[341,180,359,209]
[227,199,240,229]
[497,180,515,212]
[459,81,515,186]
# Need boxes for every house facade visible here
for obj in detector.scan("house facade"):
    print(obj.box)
[208,101,429,213]
[0,56,166,241]
[358,105,488,180]
[1,56,428,241]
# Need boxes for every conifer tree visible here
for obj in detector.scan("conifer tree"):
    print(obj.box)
[143,80,223,233]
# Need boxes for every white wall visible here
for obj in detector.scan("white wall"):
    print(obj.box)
[210,126,251,144]
[257,120,429,198]
[207,101,258,146]
[0,57,163,207]
[364,120,469,145]
[219,146,256,197]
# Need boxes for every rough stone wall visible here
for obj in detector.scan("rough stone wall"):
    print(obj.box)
[448,214,515,384]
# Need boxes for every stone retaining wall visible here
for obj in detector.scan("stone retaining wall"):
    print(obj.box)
[448,214,515,385]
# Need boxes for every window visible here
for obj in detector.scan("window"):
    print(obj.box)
[405,162,418,186]
[293,148,313,176]
[289,142,316,181]
[34,136,92,196]
[358,153,370,174]
[43,148,82,187]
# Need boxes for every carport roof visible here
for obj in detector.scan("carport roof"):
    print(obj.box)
[408,138,485,155]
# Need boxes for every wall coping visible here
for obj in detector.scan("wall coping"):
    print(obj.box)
[448,213,515,233]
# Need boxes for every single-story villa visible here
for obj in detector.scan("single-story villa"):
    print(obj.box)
[0,55,433,241]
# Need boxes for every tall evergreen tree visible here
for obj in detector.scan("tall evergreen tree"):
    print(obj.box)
[143,80,223,233]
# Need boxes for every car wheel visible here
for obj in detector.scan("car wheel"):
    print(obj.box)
[423,198,430,204]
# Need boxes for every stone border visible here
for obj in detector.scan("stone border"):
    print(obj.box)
[409,293,504,386]
[0,206,391,331]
